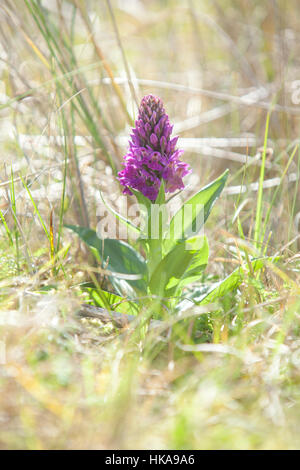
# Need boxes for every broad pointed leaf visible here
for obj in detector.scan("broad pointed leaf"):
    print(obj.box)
[66,225,147,295]
[164,169,229,254]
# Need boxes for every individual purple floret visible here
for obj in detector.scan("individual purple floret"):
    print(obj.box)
[118,94,191,201]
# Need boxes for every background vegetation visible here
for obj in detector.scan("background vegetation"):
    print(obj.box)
[0,0,299,449]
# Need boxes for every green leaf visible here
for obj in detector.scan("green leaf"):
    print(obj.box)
[130,188,152,212]
[66,225,147,295]
[185,257,276,306]
[131,183,166,240]
[130,188,152,239]
[155,180,166,205]
[86,287,139,316]
[164,169,229,254]
[174,235,209,289]
[148,241,196,296]
[149,235,209,296]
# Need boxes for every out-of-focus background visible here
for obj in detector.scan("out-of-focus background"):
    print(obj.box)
[0,0,299,449]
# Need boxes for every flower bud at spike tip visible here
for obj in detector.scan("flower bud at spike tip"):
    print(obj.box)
[118,94,191,201]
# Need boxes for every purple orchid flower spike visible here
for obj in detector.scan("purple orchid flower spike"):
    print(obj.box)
[118,94,191,201]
